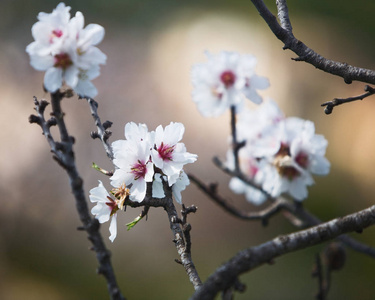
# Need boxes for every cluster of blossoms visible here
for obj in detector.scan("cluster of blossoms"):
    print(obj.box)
[191,51,269,117]
[227,100,330,204]
[90,122,197,242]
[26,3,106,98]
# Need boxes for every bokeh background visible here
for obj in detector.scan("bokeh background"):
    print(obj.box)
[1,0,375,299]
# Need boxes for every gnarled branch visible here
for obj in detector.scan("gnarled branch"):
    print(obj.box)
[191,204,375,299]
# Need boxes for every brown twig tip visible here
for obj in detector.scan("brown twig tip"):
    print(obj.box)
[90,131,100,139]
[28,114,41,124]
[103,120,113,130]
[321,85,375,114]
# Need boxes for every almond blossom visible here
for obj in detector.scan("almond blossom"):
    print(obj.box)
[151,122,197,185]
[227,101,330,202]
[89,181,119,242]
[191,51,269,117]
[110,137,154,203]
[26,2,106,98]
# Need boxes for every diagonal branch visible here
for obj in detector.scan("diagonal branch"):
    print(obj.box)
[250,0,375,84]
[196,157,375,258]
[191,204,375,299]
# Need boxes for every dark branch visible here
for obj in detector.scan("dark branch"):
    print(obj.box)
[193,161,375,258]
[321,85,375,114]
[276,0,293,33]
[191,204,375,299]
[250,0,375,84]
[30,93,125,300]
[230,106,245,172]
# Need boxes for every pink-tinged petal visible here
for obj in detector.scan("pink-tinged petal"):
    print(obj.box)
[109,214,117,242]
[44,67,63,92]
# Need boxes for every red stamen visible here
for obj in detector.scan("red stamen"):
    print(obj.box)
[157,142,175,161]
[220,70,236,88]
[54,53,73,69]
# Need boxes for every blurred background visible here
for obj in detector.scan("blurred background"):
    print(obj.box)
[1,0,375,299]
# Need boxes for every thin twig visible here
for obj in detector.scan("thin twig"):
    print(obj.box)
[188,173,284,222]
[321,85,375,114]
[230,106,245,173]
[250,0,375,84]
[85,97,114,160]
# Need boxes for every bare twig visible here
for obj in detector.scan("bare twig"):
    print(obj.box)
[321,85,375,114]
[191,204,375,299]
[29,93,125,300]
[250,0,375,85]
[188,173,285,223]
[86,97,114,160]
[230,106,245,173]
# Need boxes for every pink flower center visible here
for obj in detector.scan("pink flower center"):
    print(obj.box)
[157,142,175,161]
[49,29,63,43]
[54,53,73,69]
[220,70,236,88]
[131,160,147,180]
[248,163,258,179]
[274,143,299,180]
[52,29,63,38]
[106,196,119,216]
[296,152,309,169]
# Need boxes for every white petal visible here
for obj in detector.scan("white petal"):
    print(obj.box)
[44,67,63,92]
[109,214,117,242]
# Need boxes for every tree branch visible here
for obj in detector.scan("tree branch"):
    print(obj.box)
[85,97,114,160]
[193,159,375,258]
[191,204,375,299]
[321,85,375,114]
[250,0,375,84]
[29,93,125,300]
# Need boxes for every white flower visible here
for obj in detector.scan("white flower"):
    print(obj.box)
[89,181,119,242]
[172,171,190,204]
[26,3,106,98]
[257,117,330,201]
[26,3,71,56]
[151,122,197,185]
[111,126,154,203]
[191,51,269,117]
